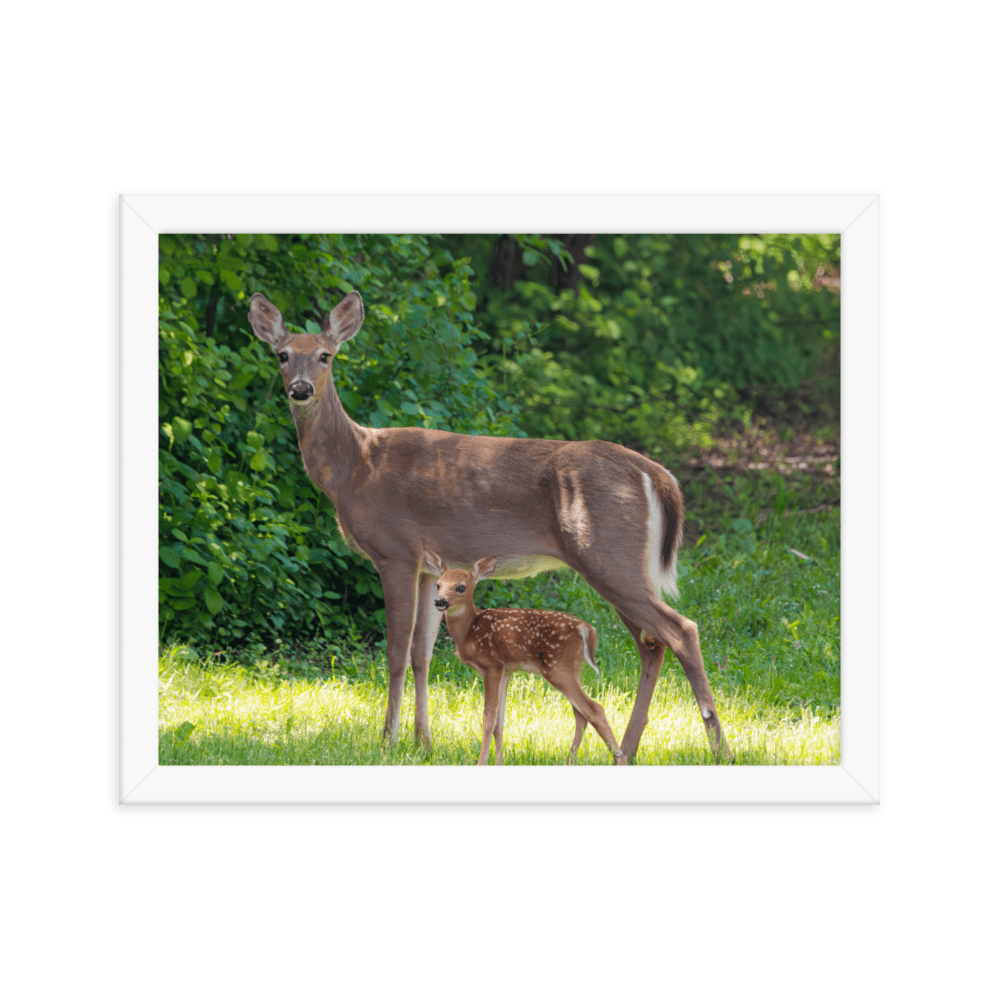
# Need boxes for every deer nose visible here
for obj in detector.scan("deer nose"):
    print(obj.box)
[434,598,448,610]
[289,380,313,401]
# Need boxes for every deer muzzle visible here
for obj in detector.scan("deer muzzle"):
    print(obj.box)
[433,598,449,611]
[289,380,314,401]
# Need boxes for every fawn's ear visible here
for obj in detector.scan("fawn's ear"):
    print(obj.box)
[248,293,290,348]
[471,556,497,584]
[320,290,365,346]
[423,549,448,577]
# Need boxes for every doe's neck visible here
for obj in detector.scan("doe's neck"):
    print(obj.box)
[289,378,367,496]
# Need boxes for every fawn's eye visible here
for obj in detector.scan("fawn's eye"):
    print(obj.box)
[456,585,466,593]
[320,353,331,364]
[278,352,288,363]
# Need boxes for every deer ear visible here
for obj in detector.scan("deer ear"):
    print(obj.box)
[423,549,448,577]
[471,556,497,584]
[321,290,364,346]
[248,293,290,347]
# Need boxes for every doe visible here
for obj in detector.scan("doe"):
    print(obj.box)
[425,551,627,766]
[248,289,731,762]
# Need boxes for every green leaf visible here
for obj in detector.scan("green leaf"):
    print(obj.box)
[180,277,197,298]
[207,451,222,474]
[246,431,265,449]
[159,267,170,284]
[159,546,181,569]
[229,367,257,391]
[204,587,224,615]
[461,292,477,310]
[207,562,224,585]
[179,569,203,591]
[250,450,268,472]
[172,418,193,446]
[220,270,242,292]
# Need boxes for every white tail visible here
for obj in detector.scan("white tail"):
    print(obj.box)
[248,290,732,762]
[425,551,626,765]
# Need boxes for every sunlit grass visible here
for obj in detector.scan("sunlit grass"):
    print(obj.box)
[160,504,840,767]
[159,649,838,765]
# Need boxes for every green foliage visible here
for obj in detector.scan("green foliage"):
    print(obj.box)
[443,234,840,463]
[159,234,525,650]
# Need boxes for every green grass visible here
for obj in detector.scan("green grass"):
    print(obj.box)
[159,491,840,766]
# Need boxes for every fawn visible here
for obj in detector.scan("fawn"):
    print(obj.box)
[424,550,627,766]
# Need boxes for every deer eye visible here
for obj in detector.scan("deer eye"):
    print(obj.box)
[320,353,331,364]
[456,585,466,593]
[277,352,288,363]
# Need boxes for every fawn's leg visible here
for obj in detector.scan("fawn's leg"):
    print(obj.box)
[548,665,627,766]
[492,672,512,766]
[566,708,587,763]
[478,669,502,766]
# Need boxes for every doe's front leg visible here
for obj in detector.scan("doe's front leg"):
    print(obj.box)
[409,573,440,749]
[377,562,420,745]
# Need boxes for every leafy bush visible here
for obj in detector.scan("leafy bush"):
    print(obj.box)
[159,234,524,651]
[443,233,840,462]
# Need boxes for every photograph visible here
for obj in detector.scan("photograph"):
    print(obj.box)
[122,192,881,805]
